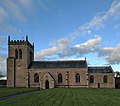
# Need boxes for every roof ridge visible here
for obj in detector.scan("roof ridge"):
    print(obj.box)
[28,60,87,69]
[33,60,86,62]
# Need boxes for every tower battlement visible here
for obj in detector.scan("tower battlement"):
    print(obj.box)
[8,35,34,49]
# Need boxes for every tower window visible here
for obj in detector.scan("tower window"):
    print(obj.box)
[90,75,94,83]
[103,75,107,83]
[75,73,80,83]
[34,73,39,83]
[58,73,62,83]
[15,49,18,59]
[19,49,22,59]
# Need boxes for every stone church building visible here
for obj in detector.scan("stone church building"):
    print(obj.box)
[7,36,115,89]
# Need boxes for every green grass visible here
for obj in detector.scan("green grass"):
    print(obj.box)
[0,88,120,106]
[0,87,38,98]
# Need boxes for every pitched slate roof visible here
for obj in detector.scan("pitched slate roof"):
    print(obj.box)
[28,60,87,69]
[88,66,114,73]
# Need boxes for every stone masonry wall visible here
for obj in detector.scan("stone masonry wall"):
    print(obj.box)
[88,73,115,88]
[29,68,88,88]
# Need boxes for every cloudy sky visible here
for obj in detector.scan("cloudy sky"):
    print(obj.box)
[0,0,120,75]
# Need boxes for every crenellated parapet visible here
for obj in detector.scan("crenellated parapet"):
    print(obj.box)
[8,35,34,49]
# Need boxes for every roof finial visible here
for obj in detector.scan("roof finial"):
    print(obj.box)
[26,35,28,42]
[85,57,86,61]
[8,35,10,43]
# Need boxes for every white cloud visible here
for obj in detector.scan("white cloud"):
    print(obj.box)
[59,36,101,57]
[87,30,92,34]
[79,0,120,32]
[0,0,26,33]
[34,1,120,65]
[35,33,120,65]
[35,36,101,60]
[79,12,107,31]
[59,57,85,61]
[0,54,6,75]
[35,47,57,59]
[97,47,114,57]
[106,44,120,64]
[35,37,69,59]
[57,0,120,64]
[54,0,120,45]
[107,0,120,18]
[73,36,101,54]
[97,44,120,65]
[0,0,55,21]
[18,0,33,10]
[75,36,101,49]
[54,38,68,50]
[0,36,6,51]
[0,36,7,75]
[0,7,7,23]
[0,0,56,34]
[1,0,25,21]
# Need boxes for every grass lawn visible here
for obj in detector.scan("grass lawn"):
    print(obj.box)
[0,88,38,98]
[0,88,120,106]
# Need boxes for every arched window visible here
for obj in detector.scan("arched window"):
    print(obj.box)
[90,75,94,83]
[34,73,39,83]
[15,49,18,59]
[19,49,22,59]
[75,73,80,83]
[103,75,107,83]
[58,73,62,83]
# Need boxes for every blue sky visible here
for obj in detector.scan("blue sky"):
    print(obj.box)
[0,0,120,75]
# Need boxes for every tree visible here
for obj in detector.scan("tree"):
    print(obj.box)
[116,71,120,78]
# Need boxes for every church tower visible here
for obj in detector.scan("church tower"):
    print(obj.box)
[7,36,34,87]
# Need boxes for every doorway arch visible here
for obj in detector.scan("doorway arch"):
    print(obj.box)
[45,80,49,89]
